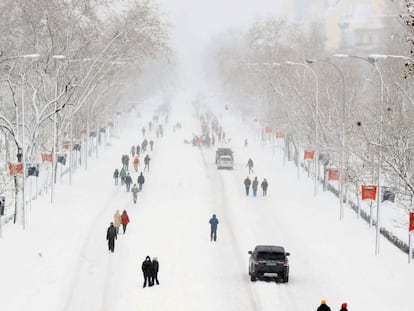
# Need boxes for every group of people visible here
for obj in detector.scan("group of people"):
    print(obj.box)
[317,300,348,311]
[141,256,160,287]
[243,175,268,197]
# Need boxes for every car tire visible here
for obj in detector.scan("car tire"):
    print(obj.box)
[282,273,289,283]
[250,274,256,282]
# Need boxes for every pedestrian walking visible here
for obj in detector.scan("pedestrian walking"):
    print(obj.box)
[131,145,136,157]
[339,302,348,311]
[131,184,139,203]
[133,155,140,172]
[252,177,259,197]
[246,158,254,174]
[152,257,160,285]
[141,256,154,288]
[136,144,141,156]
[209,214,219,242]
[144,154,151,172]
[125,173,133,192]
[244,138,248,147]
[317,299,331,311]
[149,140,154,151]
[106,222,117,253]
[113,210,121,234]
[120,167,127,185]
[142,127,146,137]
[113,168,119,185]
[261,178,268,196]
[137,172,145,192]
[244,176,251,196]
[121,210,130,234]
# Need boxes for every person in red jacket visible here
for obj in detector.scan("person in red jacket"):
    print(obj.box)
[121,210,130,234]
[339,302,348,311]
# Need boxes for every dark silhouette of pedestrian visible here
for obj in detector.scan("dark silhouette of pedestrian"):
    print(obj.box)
[131,184,139,203]
[113,169,119,185]
[152,257,160,285]
[261,178,268,196]
[317,299,331,311]
[339,302,348,311]
[149,140,154,151]
[121,210,130,234]
[125,173,133,192]
[142,256,154,288]
[209,214,219,241]
[244,176,251,196]
[246,158,254,174]
[137,172,145,191]
[144,154,151,172]
[106,222,117,253]
[136,144,141,155]
[252,177,259,197]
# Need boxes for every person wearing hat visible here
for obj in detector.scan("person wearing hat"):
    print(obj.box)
[339,302,348,311]
[317,299,331,311]
[141,256,154,288]
[106,222,117,253]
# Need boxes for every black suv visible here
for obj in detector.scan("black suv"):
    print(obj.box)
[215,148,233,164]
[248,245,290,283]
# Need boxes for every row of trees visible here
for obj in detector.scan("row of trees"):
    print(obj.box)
[0,0,174,227]
[206,3,414,224]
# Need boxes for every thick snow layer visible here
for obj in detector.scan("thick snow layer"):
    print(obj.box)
[0,94,413,311]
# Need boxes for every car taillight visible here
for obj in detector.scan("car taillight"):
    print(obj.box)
[283,261,289,267]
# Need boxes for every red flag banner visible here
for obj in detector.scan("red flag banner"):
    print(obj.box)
[328,168,339,180]
[409,212,414,232]
[275,132,284,139]
[80,129,87,135]
[304,150,315,160]
[362,185,377,201]
[8,162,23,176]
[41,153,53,162]
[265,127,272,134]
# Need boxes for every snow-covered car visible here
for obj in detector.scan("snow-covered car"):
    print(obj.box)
[248,245,290,283]
[217,155,233,169]
[215,147,233,164]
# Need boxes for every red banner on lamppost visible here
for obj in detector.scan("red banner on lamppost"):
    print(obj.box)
[41,154,53,162]
[362,185,377,201]
[275,132,284,139]
[328,168,339,180]
[80,129,87,135]
[409,212,414,232]
[265,127,272,133]
[304,150,315,160]
[8,162,23,176]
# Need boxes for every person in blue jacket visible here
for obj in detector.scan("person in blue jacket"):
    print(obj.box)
[209,214,219,242]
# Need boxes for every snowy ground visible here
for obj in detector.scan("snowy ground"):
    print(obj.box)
[1,93,413,311]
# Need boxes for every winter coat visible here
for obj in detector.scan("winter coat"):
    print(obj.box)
[209,215,219,231]
[247,159,253,168]
[107,225,117,240]
[339,308,348,311]
[133,156,140,166]
[121,212,130,225]
[137,174,145,185]
[152,259,159,273]
[144,155,151,164]
[261,179,268,190]
[113,169,119,178]
[125,175,133,185]
[120,168,127,178]
[142,256,153,275]
[114,211,121,228]
[252,178,259,190]
[317,304,331,311]
[244,177,251,187]
[131,185,139,194]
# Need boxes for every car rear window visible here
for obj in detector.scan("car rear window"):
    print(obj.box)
[256,252,285,260]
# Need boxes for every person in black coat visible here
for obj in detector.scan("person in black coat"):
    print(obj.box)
[125,173,133,192]
[137,172,145,191]
[152,257,159,285]
[113,169,119,185]
[144,154,151,172]
[261,178,268,196]
[244,176,251,196]
[106,222,117,253]
[317,300,331,311]
[141,256,154,288]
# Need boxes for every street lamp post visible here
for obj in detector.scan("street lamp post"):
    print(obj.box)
[333,53,384,255]
[306,58,347,220]
[285,61,320,196]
